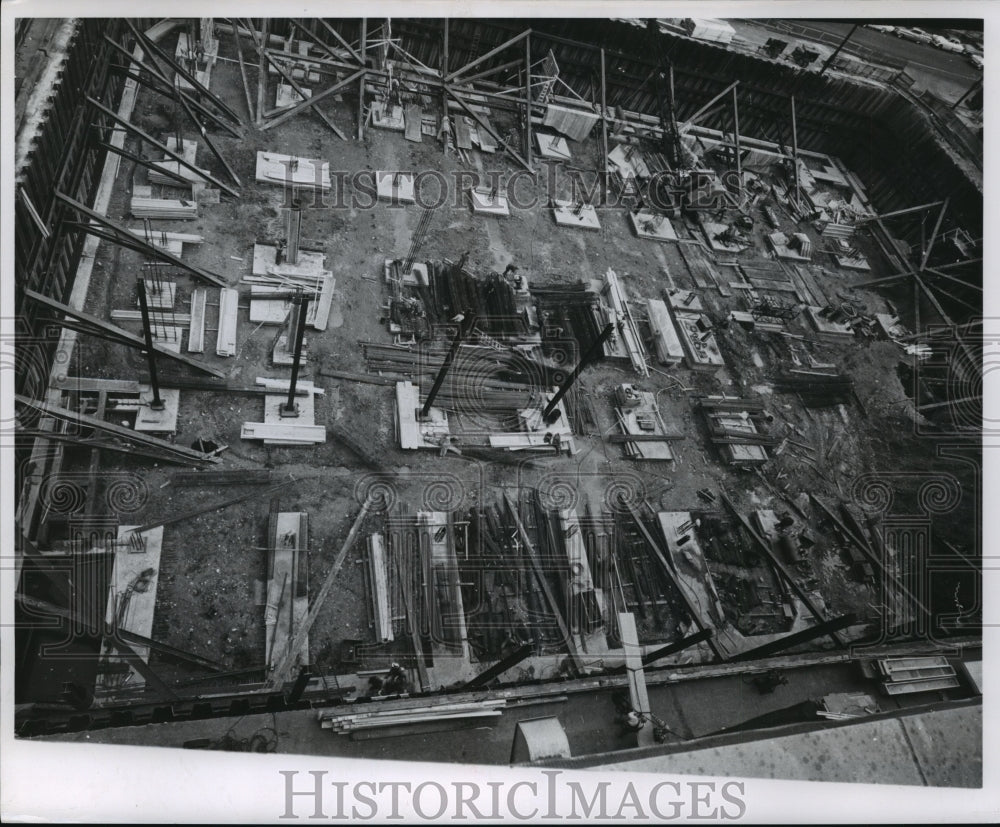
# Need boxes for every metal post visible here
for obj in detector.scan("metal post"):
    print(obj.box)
[282,291,310,417]
[600,48,609,198]
[525,33,533,167]
[287,666,312,702]
[441,19,449,156]
[542,323,614,422]
[790,95,801,207]
[136,279,164,411]
[818,24,858,77]
[731,85,742,184]
[357,19,367,141]
[257,18,268,127]
[285,199,302,265]
[421,311,476,419]
[952,77,982,110]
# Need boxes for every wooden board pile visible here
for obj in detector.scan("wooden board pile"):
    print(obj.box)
[317,698,507,735]
[244,272,335,331]
[602,269,649,377]
[613,384,680,461]
[698,397,775,465]
[131,197,198,220]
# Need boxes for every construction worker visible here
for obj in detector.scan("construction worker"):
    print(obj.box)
[439,435,462,458]
[623,709,645,732]
[383,662,408,695]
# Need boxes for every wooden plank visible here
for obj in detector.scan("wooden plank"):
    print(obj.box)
[53,377,142,393]
[618,612,655,746]
[783,265,813,304]
[404,104,423,142]
[367,533,393,642]
[796,265,830,306]
[677,243,712,290]
[320,369,398,386]
[454,116,473,150]
[477,114,498,152]
[130,197,199,219]
[266,512,309,670]
[308,274,336,331]
[241,422,326,442]
[216,288,239,357]
[97,526,164,692]
[265,496,375,689]
[188,287,206,353]
[255,377,325,395]
[110,310,192,324]
[127,228,204,243]
[646,298,684,365]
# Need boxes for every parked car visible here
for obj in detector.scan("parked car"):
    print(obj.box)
[962,43,983,56]
[867,24,896,35]
[931,34,965,53]
[896,27,934,45]
[969,53,984,70]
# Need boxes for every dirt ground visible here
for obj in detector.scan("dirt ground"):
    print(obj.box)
[55,29,978,692]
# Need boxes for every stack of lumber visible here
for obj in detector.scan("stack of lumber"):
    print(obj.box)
[241,422,326,445]
[127,229,204,253]
[246,273,335,331]
[602,269,649,377]
[317,698,506,735]
[131,197,198,220]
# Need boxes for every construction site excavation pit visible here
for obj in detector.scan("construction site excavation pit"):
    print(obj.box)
[10,14,983,797]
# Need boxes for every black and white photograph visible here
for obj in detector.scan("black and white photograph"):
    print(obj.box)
[1,3,994,822]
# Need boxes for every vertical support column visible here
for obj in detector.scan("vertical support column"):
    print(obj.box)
[524,33,533,167]
[542,323,614,422]
[732,85,742,185]
[281,291,311,417]
[285,199,302,265]
[136,279,164,411]
[790,95,800,207]
[599,48,609,200]
[441,19,450,157]
[421,311,476,419]
[257,18,269,127]
[357,19,368,141]
[818,23,858,77]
